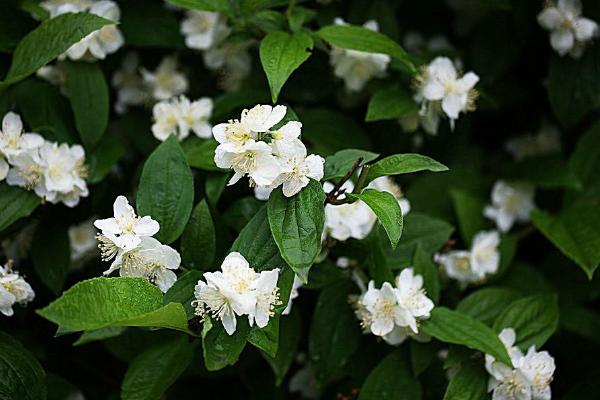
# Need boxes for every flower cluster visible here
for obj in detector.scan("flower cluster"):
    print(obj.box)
[0,261,35,317]
[322,177,410,242]
[414,57,479,132]
[152,95,213,141]
[538,0,598,58]
[192,252,281,335]
[485,328,555,400]
[213,104,325,197]
[329,18,391,92]
[353,268,434,345]
[93,196,180,293]
[181,10,251,91]
[40,0,124,61]
[435,230,500,286]
[484,180,535,233]
[0,112,89,207]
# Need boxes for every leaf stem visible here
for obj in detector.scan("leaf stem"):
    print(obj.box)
[325,157,363,205]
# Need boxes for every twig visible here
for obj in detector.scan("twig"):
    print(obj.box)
[352,164,370,194]
[325,157,363,205]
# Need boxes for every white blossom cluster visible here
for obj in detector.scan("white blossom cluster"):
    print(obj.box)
[152,95,213,141]
[485,328,555,400]
[329,18,391,92]
[0,261,35,317]
[180,11,252,91]
[414,57,479,133]
[538,0,598,58]
[484,181,535,233]
[353,268,434,345]
[213,104,325,197]
[435,230,501,287]
[40,0,124,61]
[192,252,281,335]
[93,196,180,293]
[0,112,89,207]
[322,177,410,242]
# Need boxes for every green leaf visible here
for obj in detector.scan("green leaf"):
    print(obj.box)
[205,172,229,207]
[231,205,286,271]
[0,331,46,400]
[366,153,448,182]
[31,223,70,294]
[449,189,487,245]
[267,179,326,281]
[183,138,222,171]
[532,205,600,279]
[180,200,216,270]
[548,46,600,128]
[137,136,194,244]
[0,183,40,233]
[493,294,559,350]
[121,337,196,400]
[358,347,421,400]
[0,6,36,52]
[120,0,184,48]
[366,87,418,122]
[323,149,380,181]
[223,196,263,232]
[87,134,124,184]
[457,287,522,326]
[163,270,203,319]
[64,60,109,149]
[569,122,600,199]
[164,0,231,14]
[260,31,313,102]
[309,281,361,383]
[250,10,287,33]
[347,189,403,248]
[443,360,488,400]
[420,307,513,366]
[37,277,191,334]
[73,327,126,346]
[262,309,301,385]
[560,304,600,346]
[503,155,582,191]
[202,317,250,371]
[413,244,441,304]
[317,24,415,74]
[1,12,112,87]
[367,226,395,286]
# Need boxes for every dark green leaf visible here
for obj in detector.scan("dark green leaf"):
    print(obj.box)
[493,294,559,349]
[183,138,222,171]
[323,149,380,181]
[2,13,112,86]
[449,189,487,245]
[262,309,301,385]
[87,134,124,184]
[443,360,488,400]
[347,189,403,248]
[31,223,70,294]
[420,307,513,366]
[64,60,109,149]
[366,87,417,122]
[0,183,40,233]
[164,0,231,14]
[120,0,184,48]
[0,331,46,400]
[413,244,441,304]
[137,136,194,244]
[163,270,203,319]
[560,304,600,346]
[202,317,249,371]
[73,327,126,346]
[457,287,522,326]
[366,153,448,182]
[180,200,216,270]
[569,122,600,199]
[260,31,313,102]
[268,179,326,281]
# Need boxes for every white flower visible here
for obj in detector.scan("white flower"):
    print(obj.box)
[203,40,252,92]
[538,0,598,58]
[273,139,324,197]
[254,185,273,201]
[118,237,181,293]
[435,250,479,285]
[485,328,555,400]
[323,181,376,241]
[215,140,282,187]
[0,261,35,317]
[394,268,434,333]
[289,364,322,399]
[62,1,124,61]
[152,95,213,141]
[0,112,44,159]
[416,57,479,130]
[484,181,535,233]
[192,252,280,335]
[282,275,303,315]
[505,123,561,161]
[112,52,151,114]
[69,220,97,261]
[5,151,45,194]
[37,64,67,90]
[36,142,89,207]
[181,10,230,50]
[329,18,390,92]
[361,281,407,337]
[367,176,411,216]
[470,230,500,278]
[40,0,92,17]
[0,157,7,182]
[94,195,160,253]
[141,56,189,101]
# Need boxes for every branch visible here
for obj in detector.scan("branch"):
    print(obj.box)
[325,157,363,205]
